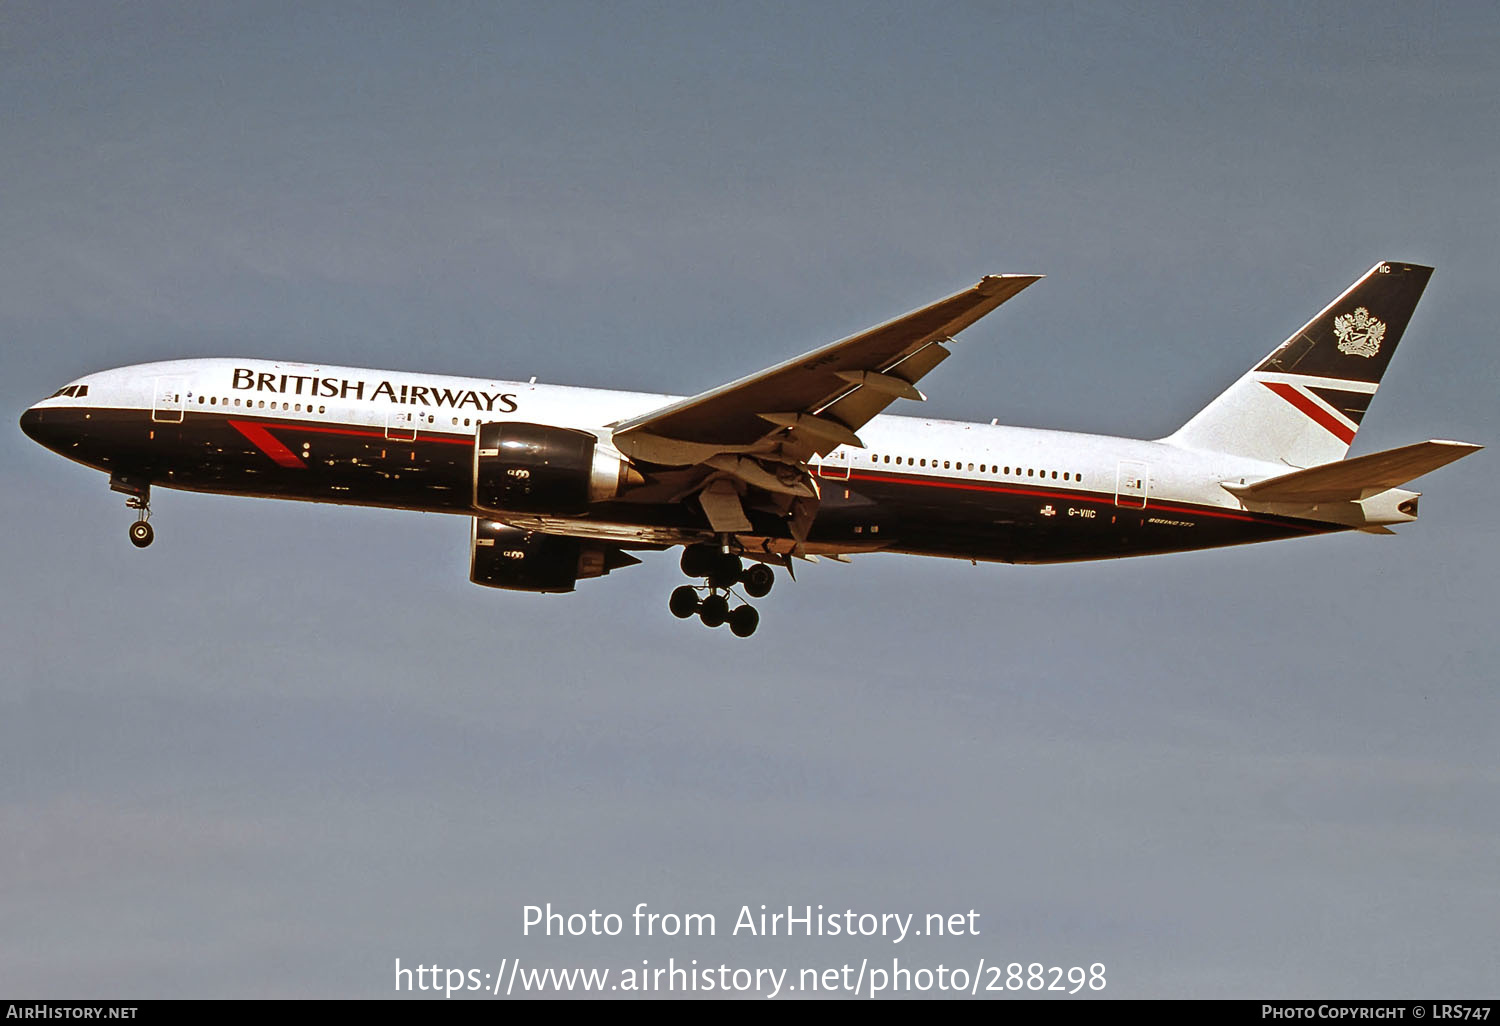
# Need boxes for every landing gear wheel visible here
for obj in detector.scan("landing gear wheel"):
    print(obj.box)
[698,593,730,628]
[669,586,700,619]
[742,563,774,598]
[728,605,760,638]
[707,553,742,589]
[128,521,154,548]
[680,544,717,579]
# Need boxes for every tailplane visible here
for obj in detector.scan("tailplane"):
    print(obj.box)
[1220,438,1481,533]
[1165,261,1433,467]
[1222,439,1481,503]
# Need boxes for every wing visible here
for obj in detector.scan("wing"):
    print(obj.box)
[611,274,1041,466]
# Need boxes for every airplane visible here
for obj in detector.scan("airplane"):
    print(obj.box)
[19,261,1481,638]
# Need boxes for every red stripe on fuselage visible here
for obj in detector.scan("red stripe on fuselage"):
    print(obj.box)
[228,419,305,468]
[225,414,473,466]
[840,470,1327,533]
[1262,381,1357,445]
[219,412,1326,535]
[277,422,473,446]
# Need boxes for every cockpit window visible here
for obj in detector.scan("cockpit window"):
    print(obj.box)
[73,385,88,397]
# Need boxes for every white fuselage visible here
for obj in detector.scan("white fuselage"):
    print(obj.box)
[36,356,1289,514]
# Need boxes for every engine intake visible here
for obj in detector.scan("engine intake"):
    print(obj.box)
[470,519,640,593]
[473,422,640,514]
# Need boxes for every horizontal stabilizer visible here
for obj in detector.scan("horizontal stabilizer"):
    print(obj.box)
[1225,440,1482,503]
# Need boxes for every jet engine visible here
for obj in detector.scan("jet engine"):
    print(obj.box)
[469,519,640,593]
[473,422,641,514]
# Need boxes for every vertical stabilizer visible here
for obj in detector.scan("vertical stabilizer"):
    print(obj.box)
[1165,262,1433,467]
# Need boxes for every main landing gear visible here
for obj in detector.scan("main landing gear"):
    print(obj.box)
[669,544,776,638]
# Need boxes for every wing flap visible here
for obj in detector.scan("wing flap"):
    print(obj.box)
[1225,439,1482,503]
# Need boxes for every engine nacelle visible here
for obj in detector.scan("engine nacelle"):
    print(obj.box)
[473,422,639,514]
[469,519,639,593]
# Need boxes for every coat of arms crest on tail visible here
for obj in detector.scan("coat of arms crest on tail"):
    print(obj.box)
[1334,307,1386,358]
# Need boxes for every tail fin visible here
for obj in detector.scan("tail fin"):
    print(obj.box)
[1165,261,1433,467]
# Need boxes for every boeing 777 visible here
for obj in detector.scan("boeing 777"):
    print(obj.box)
[19,261,1480,637]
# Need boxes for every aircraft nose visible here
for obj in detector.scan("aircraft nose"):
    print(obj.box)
[19,406,43,442]
[19,405,58,449]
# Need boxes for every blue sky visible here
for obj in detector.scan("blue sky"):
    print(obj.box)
[2,1,1495,997]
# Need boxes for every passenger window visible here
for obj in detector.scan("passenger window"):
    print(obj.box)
[1052,470,1058,479]
[319,405,326,414]
[943,461,950,469]
[1027,468,1033,476]
[210,396,217,405]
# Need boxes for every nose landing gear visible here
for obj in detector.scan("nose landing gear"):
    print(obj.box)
[128,516,154,548]
[669,543,776,637]
[112,475,155,548]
